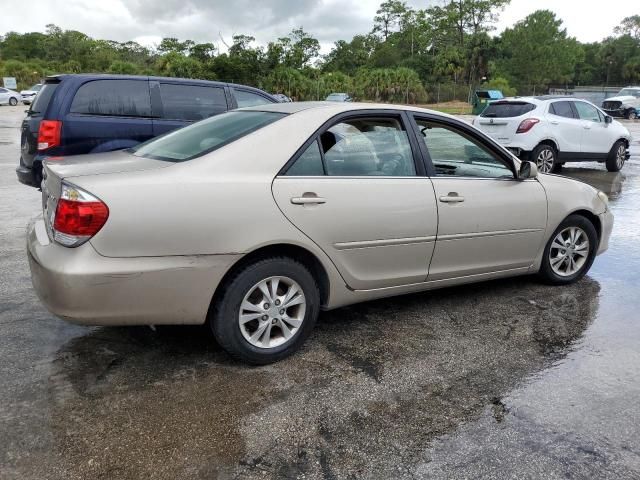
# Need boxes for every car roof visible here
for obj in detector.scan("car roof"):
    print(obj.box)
[43,74,273,95]
[239,101,458,119]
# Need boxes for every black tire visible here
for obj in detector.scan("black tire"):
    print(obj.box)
[9,97,18,106]
[209,256,320,364]
[606,140,627,172]
[538,214,598,285]
[531,144,558,174]
[625,109,637,120]
[551,162,563,173]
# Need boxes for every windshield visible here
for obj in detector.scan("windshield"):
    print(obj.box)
[326,94,346,101]
[30,84,42,91]
[29,83,58,114]
[131,110,286,162]
[617,88,640,97]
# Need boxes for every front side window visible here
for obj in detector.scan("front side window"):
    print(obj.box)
[70,80,152,117]
[416,119,512,179]
[160,84,227,121]
[549,101,575,119]
[320,117,416,176]
[235,90,272,108]
[131,110,285,162]
[574,102,601,122]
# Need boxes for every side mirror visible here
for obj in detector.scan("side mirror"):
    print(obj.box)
[605,115,613,124]
[519,161,538,180]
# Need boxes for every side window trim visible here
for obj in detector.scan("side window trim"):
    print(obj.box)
[411,113,517,179]
[279,110,425,177]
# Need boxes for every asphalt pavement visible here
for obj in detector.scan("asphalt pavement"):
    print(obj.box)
[0,104,639,479]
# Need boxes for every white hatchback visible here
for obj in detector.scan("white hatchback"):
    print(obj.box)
[473,96,631,173]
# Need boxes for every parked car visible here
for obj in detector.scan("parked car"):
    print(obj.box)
[473,96,631,173]
[0,87,20,106]
[28,102,613,364]
[20,83,42,105]
[602,86,640,119]
[16,74,278,187]
[326,93,352,102]
[272,93,292,102]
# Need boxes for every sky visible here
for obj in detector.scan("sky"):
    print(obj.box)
[0,0,636,54]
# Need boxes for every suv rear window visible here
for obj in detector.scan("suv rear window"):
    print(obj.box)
[160,83,227,121]
[481,102,536,118]
[70,80,152,117]
[131,110,286,162]
[29,83,58,115]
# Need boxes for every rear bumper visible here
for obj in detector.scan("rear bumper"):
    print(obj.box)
[597,210,614,255]
[27,218,241,326]
[16,163,36,186]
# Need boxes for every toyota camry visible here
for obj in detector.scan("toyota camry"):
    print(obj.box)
[27,102,613,364]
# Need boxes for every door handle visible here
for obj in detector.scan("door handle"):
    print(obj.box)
[583,125,591,129]
[291,195,326,205]
[550,120,559,125]
[439,193,465,203]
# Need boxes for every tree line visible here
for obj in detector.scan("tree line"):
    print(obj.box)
[1,2,639,103]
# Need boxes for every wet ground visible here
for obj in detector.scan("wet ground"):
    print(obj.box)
[1,104,639,479]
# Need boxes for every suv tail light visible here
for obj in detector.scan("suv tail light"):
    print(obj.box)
[516,118,540,134]
[37,120,62,150]
[52,182,109,247]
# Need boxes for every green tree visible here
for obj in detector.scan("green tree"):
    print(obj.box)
[615,15,640,40]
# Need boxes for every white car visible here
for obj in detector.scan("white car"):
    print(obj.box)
[0,87,20,106]
[473,96,631,173]
[20,83,42,105]
[602,86,640,120]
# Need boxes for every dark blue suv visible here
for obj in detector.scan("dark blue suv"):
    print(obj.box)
[16,74,277,186]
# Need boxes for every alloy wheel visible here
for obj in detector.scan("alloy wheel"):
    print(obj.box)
[616,144,626,170]
[238,276,306,349]
[549,227,590,277]
[536,148,554,173]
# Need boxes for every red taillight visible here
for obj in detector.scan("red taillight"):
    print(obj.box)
[516,118,539,134]
[51,182,109,247]
[54,199,109,236]
[37,120,62,150]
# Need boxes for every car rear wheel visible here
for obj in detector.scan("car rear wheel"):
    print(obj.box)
[538,215,598,285]
[210,256,320,364]
[532,144,559,174]
[606,140,627,172]
[9,97,18,106]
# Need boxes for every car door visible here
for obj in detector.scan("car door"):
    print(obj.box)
[573,101,612,155]
[272,112,438,290]
[412,115,547,281]
[546,100,582,154]
[151,81,230,136]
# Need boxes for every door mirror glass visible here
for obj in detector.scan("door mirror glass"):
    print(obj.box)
[519,161,538,180]
[605,115,613,124]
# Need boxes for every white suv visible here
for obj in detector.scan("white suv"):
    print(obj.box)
[473,96,631,173]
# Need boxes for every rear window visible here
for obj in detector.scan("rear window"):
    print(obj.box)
[481,102,535,118]
[70,80,152,117]
[160,83,227,121]
[29,83,58,114]
[131,110,286,162]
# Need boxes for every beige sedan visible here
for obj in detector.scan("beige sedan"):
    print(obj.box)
[27,102,613,364]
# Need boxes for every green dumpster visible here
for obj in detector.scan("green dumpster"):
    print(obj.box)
[472,89,504,115]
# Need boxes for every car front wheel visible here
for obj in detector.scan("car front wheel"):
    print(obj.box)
[606,140,627,172]
[9,97,18,106]
[625,109,637,120]
[210,256,320,364]
[538,215,598,285]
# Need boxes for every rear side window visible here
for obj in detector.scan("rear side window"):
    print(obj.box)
[160,84,227,121]
[29,83,58,114]
[235,90,273,108]
[131,111,286,162]
[70,80,152,117]
[549,101,575,119]
[481,102,535,118]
